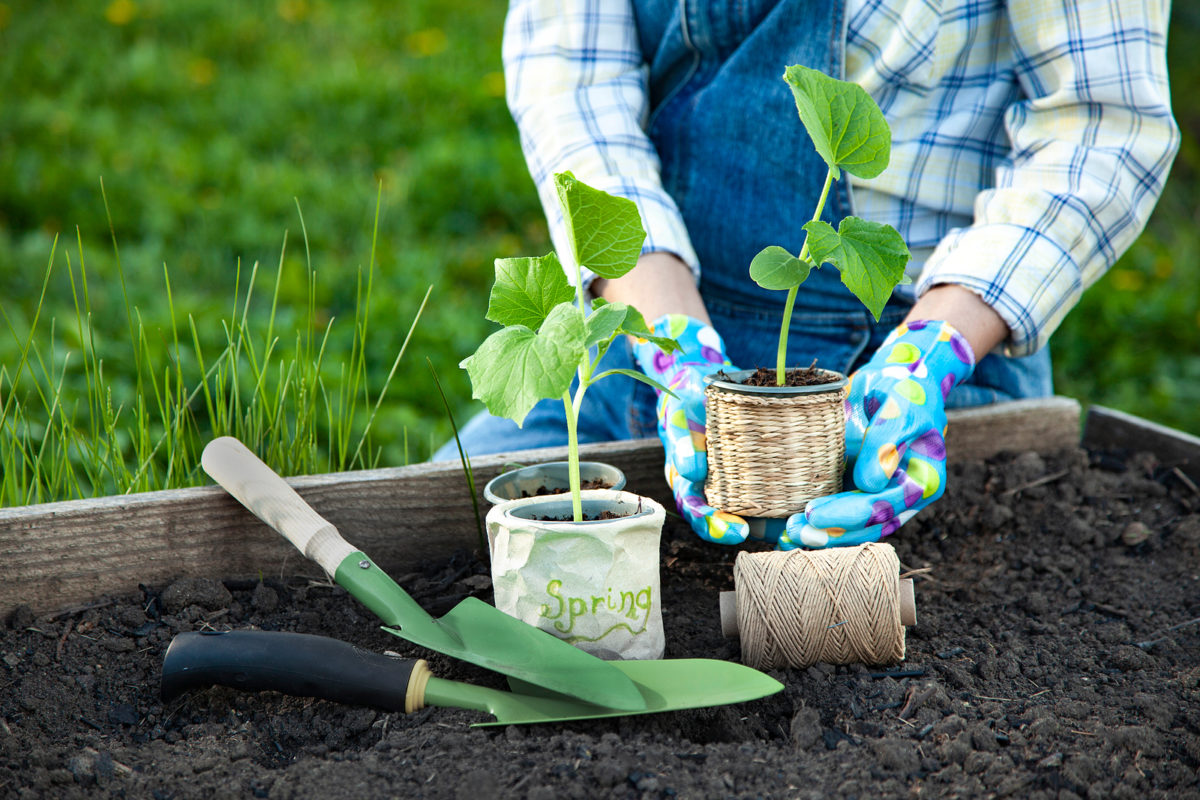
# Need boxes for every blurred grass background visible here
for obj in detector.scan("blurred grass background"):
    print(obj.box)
[0,1,1196,502]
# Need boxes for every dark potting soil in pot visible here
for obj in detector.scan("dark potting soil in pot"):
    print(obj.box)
[3,446,1200,799]
[732,362,840,388]
[529,510,625,521]
[520,478,611,498]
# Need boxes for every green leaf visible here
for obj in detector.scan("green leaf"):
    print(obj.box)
[607,304,679,354]
[591,368,675,397]
[750,245,812,291]
[486,253,575,329]
[803,217,911,321]
[585,301,680,366]
[460,302,587,425]
[584,301,628,349]
[783,65,890,181]
[554,171,646,280]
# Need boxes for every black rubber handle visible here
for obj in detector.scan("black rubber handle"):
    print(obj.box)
[161,630,418,713]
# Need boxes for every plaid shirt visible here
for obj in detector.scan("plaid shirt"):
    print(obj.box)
[502,0,1179,355]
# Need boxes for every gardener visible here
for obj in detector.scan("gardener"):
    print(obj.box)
[437,0,1178,549]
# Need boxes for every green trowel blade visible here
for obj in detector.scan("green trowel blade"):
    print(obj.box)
[336,554,646,711]
[488,658,784,726]
[432,657,784,726]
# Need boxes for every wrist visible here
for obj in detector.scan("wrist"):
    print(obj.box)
[594,252,711,325]
[908,284,1006,359]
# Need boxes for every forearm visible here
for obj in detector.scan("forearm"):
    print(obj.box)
[504,1,701,288]
[906,285,1007,360]
[593,252,711,325]
[915,0,1176,356]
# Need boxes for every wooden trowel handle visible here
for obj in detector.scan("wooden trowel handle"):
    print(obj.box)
[201,437,354,576]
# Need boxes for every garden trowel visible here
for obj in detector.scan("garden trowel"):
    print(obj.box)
[200,437,644,711]
[161,630,785,727]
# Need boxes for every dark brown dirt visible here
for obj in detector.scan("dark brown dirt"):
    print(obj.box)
[733,362,838,388]
[531,510,624,521]
[3,446,1200,799]
[520,478,612,497]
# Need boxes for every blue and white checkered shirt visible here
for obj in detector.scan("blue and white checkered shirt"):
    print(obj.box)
[502,0,1179,355]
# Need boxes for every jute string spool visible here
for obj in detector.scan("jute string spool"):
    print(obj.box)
[705,372,846,518]
[719,543,916,669]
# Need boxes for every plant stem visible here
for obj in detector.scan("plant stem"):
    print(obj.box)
[776,168,836,385]
[775,284,800,384]
[567,248,588,521]
[562,391,583,522]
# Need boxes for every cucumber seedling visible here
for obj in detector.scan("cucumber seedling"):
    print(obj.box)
[750,65,912,385]
[461,172,678,521]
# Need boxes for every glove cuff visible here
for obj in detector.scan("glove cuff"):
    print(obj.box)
[633,314,730,379]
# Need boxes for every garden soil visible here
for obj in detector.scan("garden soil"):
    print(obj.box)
[3,445,1199,799]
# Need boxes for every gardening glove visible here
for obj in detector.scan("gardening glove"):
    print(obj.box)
[633,314,750,545]
[779,319,976,550]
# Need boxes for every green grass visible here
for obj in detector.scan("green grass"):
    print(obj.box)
[0,0,545,498]
[0,2,1196,506]
[0,184,431,505]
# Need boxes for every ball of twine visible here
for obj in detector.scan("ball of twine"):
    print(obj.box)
[734,543,905,669]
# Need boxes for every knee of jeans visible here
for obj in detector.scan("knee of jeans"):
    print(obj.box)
[430,439,461,463]
[628,379,658,439]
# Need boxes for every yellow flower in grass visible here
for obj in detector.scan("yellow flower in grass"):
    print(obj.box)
[277,0,310,22]
[406,28,448,58]
[187,57,216,87]
[483,71,506,98]
[106,0,136,25]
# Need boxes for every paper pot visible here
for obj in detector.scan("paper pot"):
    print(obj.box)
[704,368,847,518]
[485,489,665,660]
[482,461,626,505]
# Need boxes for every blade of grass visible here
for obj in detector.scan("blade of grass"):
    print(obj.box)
[349,284,432,468]
[427,355,486,554]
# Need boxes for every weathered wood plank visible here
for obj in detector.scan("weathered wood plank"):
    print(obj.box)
[944,395,1081,460]
[0,444,672,618]
[0,396,1081,617]
[1082,405,1200,482]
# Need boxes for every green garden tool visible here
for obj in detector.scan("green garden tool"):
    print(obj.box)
[162,630,785,727]
[200,437,644,711]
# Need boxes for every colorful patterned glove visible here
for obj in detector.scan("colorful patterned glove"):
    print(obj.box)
[633,314,750,545]
[779,320,976,549]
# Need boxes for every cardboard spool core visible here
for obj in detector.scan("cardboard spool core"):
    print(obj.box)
[719,577,916,638]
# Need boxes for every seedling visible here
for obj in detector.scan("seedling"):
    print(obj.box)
[750,65,912,385]
[461,172,679,521]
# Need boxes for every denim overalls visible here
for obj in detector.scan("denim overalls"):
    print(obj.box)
[437,0,1052,461]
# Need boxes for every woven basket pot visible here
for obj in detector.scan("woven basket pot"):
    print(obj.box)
[704,368,847,518]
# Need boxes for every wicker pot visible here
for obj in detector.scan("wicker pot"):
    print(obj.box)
[704,368,847,518]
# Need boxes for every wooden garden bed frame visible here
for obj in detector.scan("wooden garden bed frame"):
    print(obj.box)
[2,396,1197,618]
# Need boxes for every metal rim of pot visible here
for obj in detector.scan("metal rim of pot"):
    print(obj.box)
[483,462,627,506]
[703,367,847,396]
